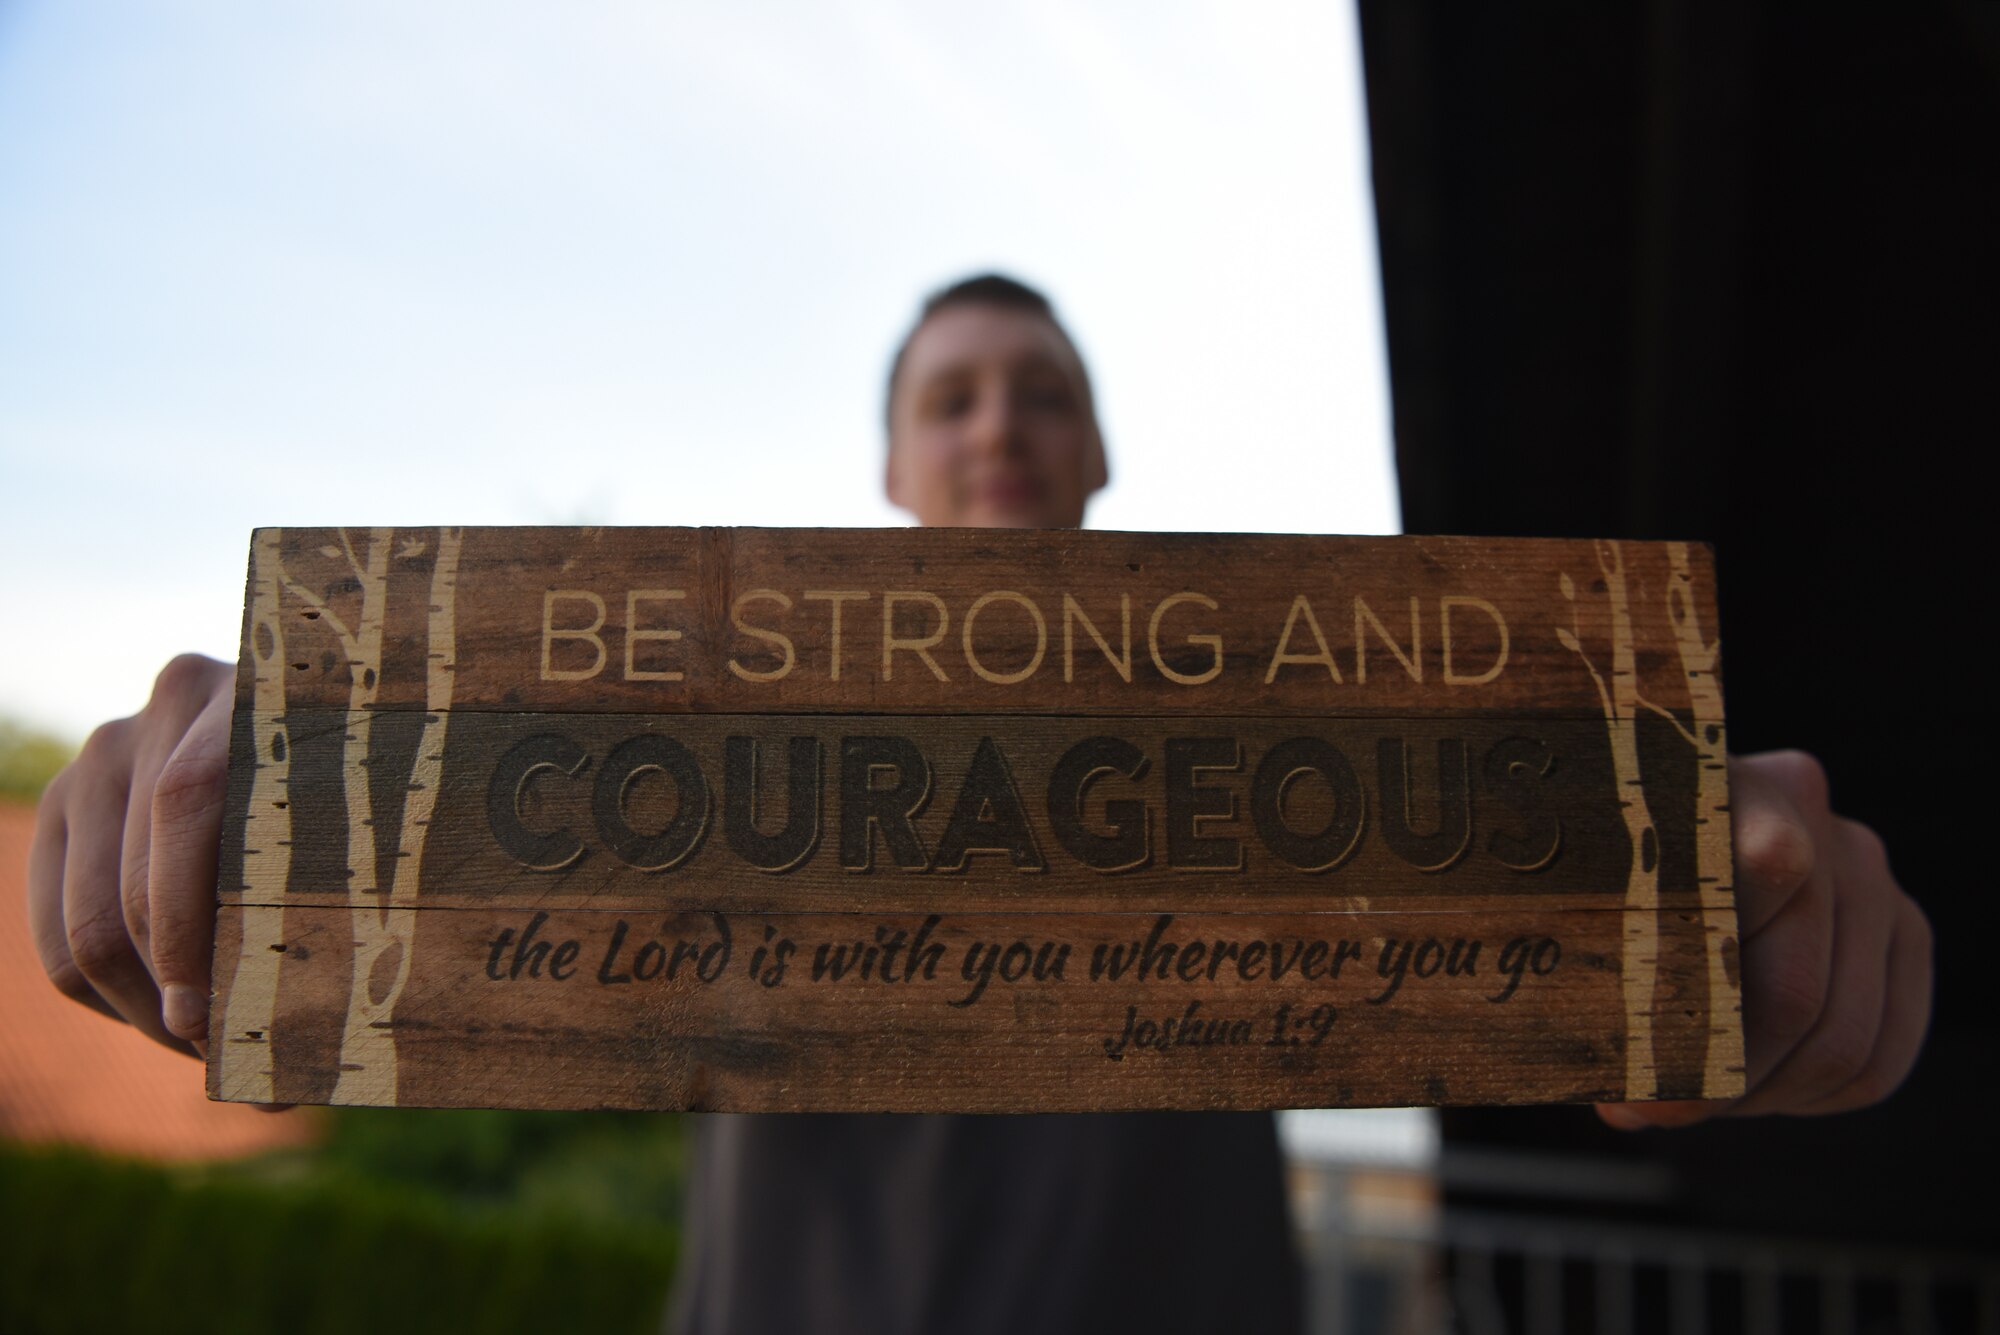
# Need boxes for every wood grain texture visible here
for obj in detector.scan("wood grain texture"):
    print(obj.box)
[207,526,1742,1111]
[237,527,1716,717]
[209,906,1715,1112]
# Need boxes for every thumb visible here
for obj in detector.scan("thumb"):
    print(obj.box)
[1595,1098,1732,1131]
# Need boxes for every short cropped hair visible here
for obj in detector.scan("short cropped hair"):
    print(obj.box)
[884,273,1096,433]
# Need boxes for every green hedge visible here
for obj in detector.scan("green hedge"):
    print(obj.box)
[0,717,73,801]
[0,1141,677,1335]
[313,1106,689,1228]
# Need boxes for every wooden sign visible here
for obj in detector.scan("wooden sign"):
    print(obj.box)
[206,527,1743,1112]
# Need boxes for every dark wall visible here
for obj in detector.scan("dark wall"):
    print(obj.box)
[1360,2,1999,1248]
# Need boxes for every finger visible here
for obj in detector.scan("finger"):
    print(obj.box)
[27,781,120,1021]
[148,684,234,1045]
[119,664,226,981]
[61,745,185,1048]
[1729,752,1825,939]
[1792,895,1934,1115]
[119,756,161,980]
[1732,818,1899,1115]
[1731,848,1836,1098]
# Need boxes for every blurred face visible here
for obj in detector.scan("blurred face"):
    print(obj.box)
[885,303,1108,529]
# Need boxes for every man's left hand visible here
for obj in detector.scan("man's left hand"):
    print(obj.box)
[1596,749,1933,1129]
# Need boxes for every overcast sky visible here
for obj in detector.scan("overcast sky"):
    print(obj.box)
[0,0,1397,738]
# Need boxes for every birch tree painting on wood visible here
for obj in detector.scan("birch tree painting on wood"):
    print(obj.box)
[1558,539,1739,1101]
[214,527,463,1107]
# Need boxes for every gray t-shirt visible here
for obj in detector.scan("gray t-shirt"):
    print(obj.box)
[669,1111,1302,1335]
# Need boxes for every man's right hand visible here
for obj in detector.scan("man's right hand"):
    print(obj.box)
[27,653,235,1058]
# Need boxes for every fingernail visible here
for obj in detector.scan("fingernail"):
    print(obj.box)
[163,984,208,1039]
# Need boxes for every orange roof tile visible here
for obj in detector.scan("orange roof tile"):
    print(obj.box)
[0,799,317,1160]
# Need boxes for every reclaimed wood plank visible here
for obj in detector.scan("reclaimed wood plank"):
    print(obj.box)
[235,527,1720,718]
[209,905,1735,1112]
[220,711,1665,914]
[208,527,1741,1110]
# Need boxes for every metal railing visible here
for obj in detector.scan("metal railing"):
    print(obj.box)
[1282,1129,1999,1335]
[1441,1206,1999,1335]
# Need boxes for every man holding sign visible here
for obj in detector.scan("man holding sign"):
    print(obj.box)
[26,275,1932,1333]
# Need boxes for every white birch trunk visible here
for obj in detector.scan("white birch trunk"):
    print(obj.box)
[219,529,290,1101]
[1599,540,1660,1100]
[1559,543,1661,1101]
[1667,542,1742,1096]
[332,528,461,1105]
[322,529,390,1104]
